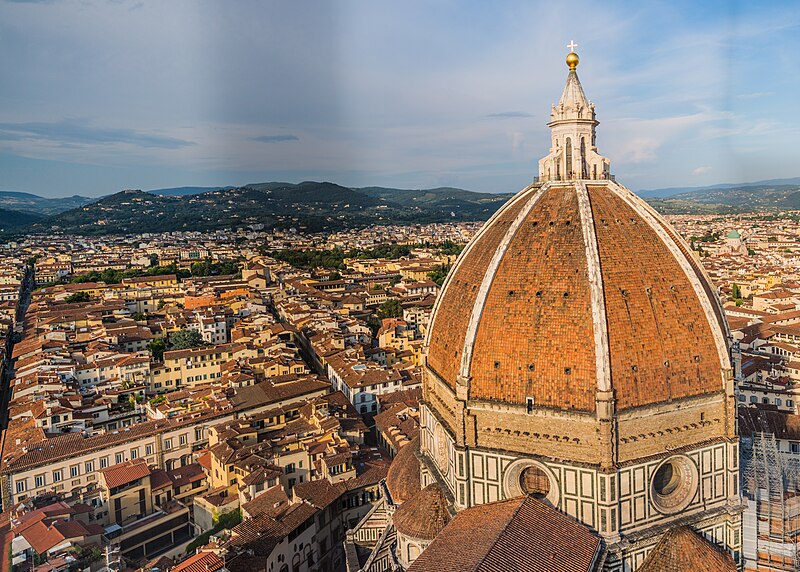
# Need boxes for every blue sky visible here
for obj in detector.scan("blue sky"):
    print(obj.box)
[1,0,799,197]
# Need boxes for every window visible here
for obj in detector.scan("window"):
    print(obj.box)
[789,400,795,408]
[115,453,124,465]
[285,464,296,474]
[165,439,173,450]
[85,461,94,473]
[777,399,783,407]
[792,443,800,454]
[130,448,139,460]
[146,444,154,456]
[53,470,63,482]
[16,480,26,493]
[750,396,757,404]
[99,457,108,469]
[738,394,745,402]
[35,475,45,488]
[70,465,79,478]
[179,434,187,446]
[195,427,204,441]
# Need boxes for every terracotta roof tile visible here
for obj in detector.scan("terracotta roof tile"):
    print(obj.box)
[425,182,728,411]
[393,484,450,540]
[100,458,150,489]
[408,496,602,572]
[385,436,421,504]
[638,526,736,572]
[170,551,225,572]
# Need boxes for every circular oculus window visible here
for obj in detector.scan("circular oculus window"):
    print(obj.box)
[650,455,698,514]
[503,459,559,506]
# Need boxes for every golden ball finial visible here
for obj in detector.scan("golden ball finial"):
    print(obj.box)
[566,51,579,71]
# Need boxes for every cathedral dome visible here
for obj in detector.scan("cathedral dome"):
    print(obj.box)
[393,484,451,540]
[425,180,730,412]
[386,436,421,504]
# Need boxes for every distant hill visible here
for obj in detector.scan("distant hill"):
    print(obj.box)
[0,207,43,231]
[146,186,236,196]
[34,182,514,236]
[642,182,800,214]
[637,177,800,198]
[0,191,94,215]
[21,176,800,234]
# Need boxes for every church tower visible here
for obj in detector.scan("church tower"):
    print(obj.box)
[538,46,611,182]
[417,46,743,571]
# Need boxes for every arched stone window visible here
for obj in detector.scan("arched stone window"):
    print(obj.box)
[565,137,572,178]
[580,137,587,178]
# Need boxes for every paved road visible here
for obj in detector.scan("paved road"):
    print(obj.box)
[0,264,33,432]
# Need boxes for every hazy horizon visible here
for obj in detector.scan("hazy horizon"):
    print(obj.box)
[3,174,800,201]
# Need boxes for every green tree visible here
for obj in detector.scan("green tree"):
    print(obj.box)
[169,329,204,350]
[427,264,451,286]
[131,311,147,321]
[731,283,741,300]
[329,271,342,281]
[65,291,90,303]
[377,299,403,319]
[147,338,166,361]
[436,240,465,256]
[186,509,242,554]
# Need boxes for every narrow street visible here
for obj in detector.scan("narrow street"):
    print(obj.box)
[0,263,34,432]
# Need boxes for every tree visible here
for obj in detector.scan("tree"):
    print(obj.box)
[169,329,204,350]
[65,291,90,303]
[731,283,741,300]
[427,264,451,286]
[149,253,159,267]
[377,299,403,319]
[329,271,342,281]
[131,311,147,321]
[147,338,166,361]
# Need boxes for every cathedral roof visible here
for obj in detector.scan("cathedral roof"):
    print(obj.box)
[393,483,450,541]
[385,436,421,504]
[638,526,737,572]
[407,495,602,572]
[426,180,730,411]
